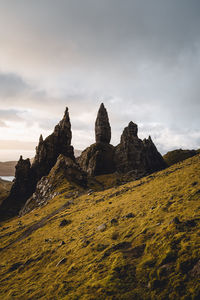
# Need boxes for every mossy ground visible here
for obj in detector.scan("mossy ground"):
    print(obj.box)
[1,155,200,299]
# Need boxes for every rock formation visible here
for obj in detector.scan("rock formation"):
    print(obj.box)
[78,104,115,175]
[0,103,167,220]
[31,107,74,182]
[114,122,147,175]
[20,155,87,216]
[0,156,35,219]
[95,103,111,143]
[78,143,115,176]
[114,122,166,175]
[0,108,75,220]
[78,104,166,177]
[143,136,167,172]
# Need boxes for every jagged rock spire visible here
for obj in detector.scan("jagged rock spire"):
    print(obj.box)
[32,106,74,180]
[39,134,43,144]
[120,121,138,144]
[54,107,72,144]
[95,103,111,144]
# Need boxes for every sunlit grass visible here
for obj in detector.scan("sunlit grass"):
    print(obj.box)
[0,155,200,299]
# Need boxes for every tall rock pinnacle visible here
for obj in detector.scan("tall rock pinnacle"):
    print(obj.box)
[95,103,111,144]
[78,103,115,175]
[32,107,74,181]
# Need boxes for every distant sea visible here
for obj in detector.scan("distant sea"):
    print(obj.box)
[0,176,15,182]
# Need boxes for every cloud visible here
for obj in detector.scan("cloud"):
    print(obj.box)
[0,0,200,159]
[0,109,25,125]
[0,72,30,98]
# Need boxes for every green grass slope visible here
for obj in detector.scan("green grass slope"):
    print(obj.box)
[1,155,200,299]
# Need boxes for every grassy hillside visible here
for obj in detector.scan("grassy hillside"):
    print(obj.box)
[0,178,12,205]
[1,155,200,299]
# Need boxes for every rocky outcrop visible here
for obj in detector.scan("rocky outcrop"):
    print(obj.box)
[19,176,56,216]
[143,136,167,172]
[78,104,115,176]
[115,122,166,175]
[78,143,115,176]
[163,149,198,167]
[114,122,147,175]
[78,105,166,177]
[95,103,111,144]
[51,155,87,187]
[0,156,35,219]
[0,108,75,220]
[20,155,87,216]
[32,107,74,182]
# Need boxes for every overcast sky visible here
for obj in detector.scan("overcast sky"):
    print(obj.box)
[0,0,200,161]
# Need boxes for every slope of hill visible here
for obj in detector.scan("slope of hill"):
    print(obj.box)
[0,155,200,299]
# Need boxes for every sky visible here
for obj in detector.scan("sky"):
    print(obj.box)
[0,0,200,161]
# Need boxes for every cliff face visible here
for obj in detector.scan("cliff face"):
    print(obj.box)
[114,122,166,175]
[0,108,74,220]
[114,122,147,174]
[31,107,74,182]
[0,156,35,219]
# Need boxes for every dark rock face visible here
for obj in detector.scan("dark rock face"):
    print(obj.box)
[95,103,111,144]
[143,136,167,172]
[52,155,87,187]
[20,155,87,216]
[114,122,147,174]
[115,122,166,175]
[78,104,115,176]
[0,156,35,219]
[32,107,74,182]
[0,108,75,220]
[78,143,115,176]
[79,105,165,177]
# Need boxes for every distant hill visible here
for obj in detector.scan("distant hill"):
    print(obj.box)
[163,148,198,166]
[0,161,16,176]
[0,150,82,176]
